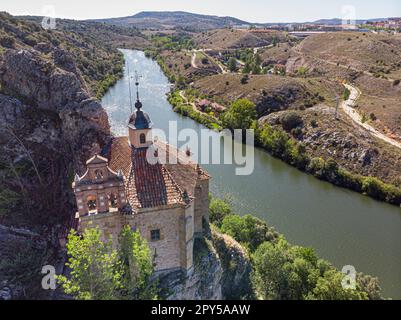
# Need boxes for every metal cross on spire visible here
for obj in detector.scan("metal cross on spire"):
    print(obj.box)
[134,70,142,102]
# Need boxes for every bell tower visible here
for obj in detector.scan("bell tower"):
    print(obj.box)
[128,73,153,149]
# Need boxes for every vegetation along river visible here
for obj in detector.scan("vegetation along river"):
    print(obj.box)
[101,49,401,299]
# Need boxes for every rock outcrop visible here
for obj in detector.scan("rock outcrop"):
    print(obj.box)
[0,47,111,299]
[160,237,223,300]
[160,233,253,300]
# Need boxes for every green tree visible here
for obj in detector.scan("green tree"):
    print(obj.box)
[221,214,278,252]
[228,57,238,72]
[252,64,261,75]
[58,226,155,300]
[209,198,232,227]
[118,225,155,300]
[242,62,252,74]
[221,99,257,130]
[281,112,303,131]
[252,238,375,300]
[254,53,262,66]
[57,228,122,300]
[306,270,368,300]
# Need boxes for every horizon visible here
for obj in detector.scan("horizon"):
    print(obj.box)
[1,0,400,23]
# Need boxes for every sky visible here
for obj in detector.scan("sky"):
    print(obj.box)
[1,0,400,23]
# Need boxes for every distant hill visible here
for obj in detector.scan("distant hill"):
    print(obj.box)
[308,18,389,25]
[92,11,393,30]
[93,11,251,30]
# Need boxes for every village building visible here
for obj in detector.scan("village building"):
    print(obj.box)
[72,84,210,275]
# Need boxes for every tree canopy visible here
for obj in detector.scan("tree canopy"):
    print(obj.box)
[58,226,156,300]
[221,99,257,131]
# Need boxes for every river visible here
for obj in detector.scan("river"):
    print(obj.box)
[101,49,401,299]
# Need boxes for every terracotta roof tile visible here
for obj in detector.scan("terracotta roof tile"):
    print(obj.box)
[101,137,205,210]
[127,148,185,209]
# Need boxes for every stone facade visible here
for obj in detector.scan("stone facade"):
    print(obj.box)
[72,96,210,274]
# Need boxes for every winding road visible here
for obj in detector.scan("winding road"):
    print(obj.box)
[341,83,401,150]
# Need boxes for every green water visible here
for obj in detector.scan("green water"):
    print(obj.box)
[102,49,401,299]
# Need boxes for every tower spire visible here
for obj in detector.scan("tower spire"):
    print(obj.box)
[134,71,142,111]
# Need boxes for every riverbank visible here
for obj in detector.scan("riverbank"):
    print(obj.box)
[167,88,401,207]
[208,196,384,300]
[102,49,401,299]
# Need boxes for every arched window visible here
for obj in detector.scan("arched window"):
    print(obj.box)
[140,133,146,144]
[108,193,118,208]
[94,170,103,180]
[87,195,97,212]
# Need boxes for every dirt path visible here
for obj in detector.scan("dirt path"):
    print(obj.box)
[179,90,200,113]
[191,52,199,69]
[341,83,401,149]
[189,49,227,74]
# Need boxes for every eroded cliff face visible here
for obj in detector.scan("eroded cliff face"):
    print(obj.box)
[0,47,111,299]
[160,233,253,300]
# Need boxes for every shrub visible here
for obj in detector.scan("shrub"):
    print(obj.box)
[252,239,373,300]
[220,214,279,252]
[0,36,15,48]
[209,198,232,227]
[342,88,351,100]
[281,112,303,131]
[221,99,256,130]
[310,119,318,128]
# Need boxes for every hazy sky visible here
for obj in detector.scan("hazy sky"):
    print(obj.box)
[1,0,400,23]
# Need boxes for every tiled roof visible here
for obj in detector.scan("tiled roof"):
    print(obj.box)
[101,137,208,210]
[127,148,186,208]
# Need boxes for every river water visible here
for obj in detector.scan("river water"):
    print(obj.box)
[102,49,401,299]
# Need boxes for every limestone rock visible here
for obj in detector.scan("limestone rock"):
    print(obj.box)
[160,238,223,300]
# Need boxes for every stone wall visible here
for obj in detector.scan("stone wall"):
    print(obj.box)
[79,203,194,272]
[194,178,210,236]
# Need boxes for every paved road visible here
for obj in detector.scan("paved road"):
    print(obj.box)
[341,83,401,150]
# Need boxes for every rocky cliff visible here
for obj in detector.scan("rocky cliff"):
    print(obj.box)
[0,46,110,299]
[160,232,253,300]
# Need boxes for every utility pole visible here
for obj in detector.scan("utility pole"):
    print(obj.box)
[334,95,340,120]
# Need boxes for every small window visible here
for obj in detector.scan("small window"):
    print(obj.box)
[108,193,118,208]
[94,170,103,180]
[140,133,146,144]
[87,195,97,211]
[150,229,161,242]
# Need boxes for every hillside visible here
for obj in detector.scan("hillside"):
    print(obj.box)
[297,32,401,76]
[18,15,151,50]
[94,11,250,31]
[289,31,401,141]
[1,12,126,97]
[192,73,340,116]
[0,13,147,299]
[193,29,292,49]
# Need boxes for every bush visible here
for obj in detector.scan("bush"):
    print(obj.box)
[252,239,375,300]
[281,112,303,131]
[343,88,351,101]
[209,198,232,227]
[220,214,279,252]
[240,75,249,84]
[221,99,256,130]
[0,36,15,48]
